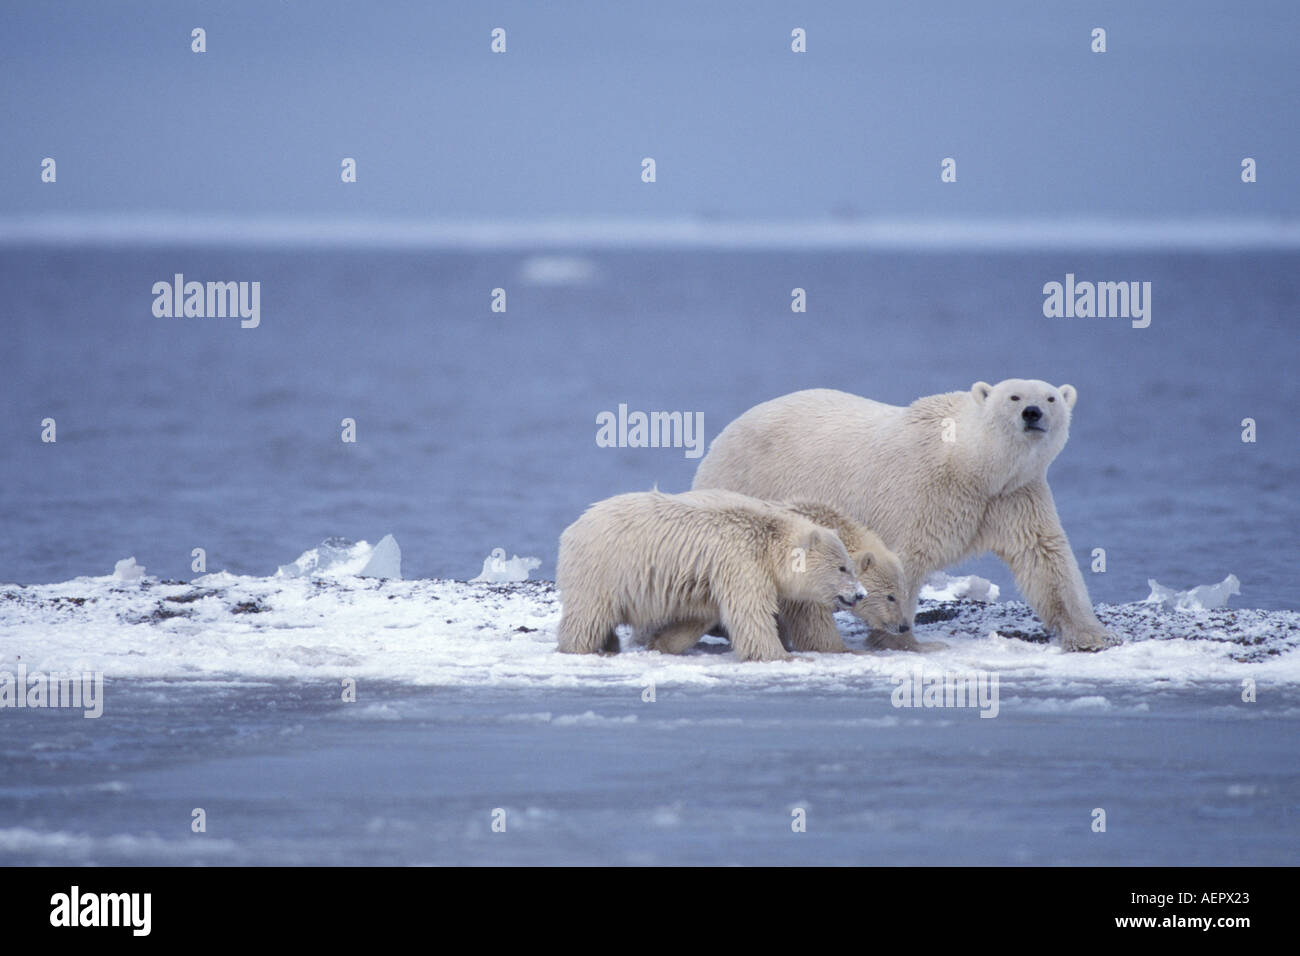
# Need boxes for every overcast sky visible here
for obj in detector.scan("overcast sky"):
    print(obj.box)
[2,0,1296,222]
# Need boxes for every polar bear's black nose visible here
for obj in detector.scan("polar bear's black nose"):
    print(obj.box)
[899,623,910,633]
[1022,405,1043,424]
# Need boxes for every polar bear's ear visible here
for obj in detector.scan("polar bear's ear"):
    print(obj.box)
[815,529,842,553]
[856,552,874,574]
[970,382,993,405]
[1058,384,1077,409]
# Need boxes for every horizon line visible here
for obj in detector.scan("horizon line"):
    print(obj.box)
[2,214,1299,250]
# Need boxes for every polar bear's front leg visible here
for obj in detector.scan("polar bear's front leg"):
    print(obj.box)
[720,600,791,662]
[979,481,1119,652]
[778,600,848,653]
[646,619,712,655]
[557,607,620,654]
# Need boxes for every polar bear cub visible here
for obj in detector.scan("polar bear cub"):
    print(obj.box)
[679,492,917,653]
[555,489,866,662]
[778,499,940,652]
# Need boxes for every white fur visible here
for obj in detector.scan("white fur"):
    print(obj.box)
[693,380,1117,651]
[556,489,864,662]
[776,499,939,652]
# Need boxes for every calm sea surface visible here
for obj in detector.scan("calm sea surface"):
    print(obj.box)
[2,247,1296,609]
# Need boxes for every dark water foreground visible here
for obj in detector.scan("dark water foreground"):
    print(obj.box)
[2,677,1295,866]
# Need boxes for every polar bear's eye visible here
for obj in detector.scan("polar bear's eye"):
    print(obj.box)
[1047,396,1055,402]
[1009,395,1020,401]
[887,595,896,602]
[839,565,848,573]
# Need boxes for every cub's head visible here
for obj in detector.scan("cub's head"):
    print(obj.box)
[970,378,1076,463]
[784,526,866,610]
[847,538,911,637]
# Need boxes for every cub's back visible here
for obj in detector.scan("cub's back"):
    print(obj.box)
[558,490,782,588]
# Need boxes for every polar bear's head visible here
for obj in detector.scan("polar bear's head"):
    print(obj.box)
[850,546,912,637]
[970,378,1077,466]
[783,527,867,610]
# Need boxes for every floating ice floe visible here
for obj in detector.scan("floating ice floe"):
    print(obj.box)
[275,535,402,580]
[919,572,1000,603]
[112,557,146,583]
[1145,574,1240,611]
[517,254,597,286]
[470,548,542,583]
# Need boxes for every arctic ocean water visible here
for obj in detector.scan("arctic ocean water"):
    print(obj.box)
[2,242,1298,868]
[2,246,1297,609]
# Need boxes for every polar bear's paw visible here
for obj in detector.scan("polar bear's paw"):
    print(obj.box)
[1059,626,1121,652]
[867,630,947,653]
[741,649,794,663]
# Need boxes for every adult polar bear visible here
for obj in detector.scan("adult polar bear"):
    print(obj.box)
[693,379,1118,652]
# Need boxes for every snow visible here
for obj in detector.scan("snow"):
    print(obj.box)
[2,564,1296,692]
[919,571,1000,603]
[469,548,542,583]
[1146,573,1241,611]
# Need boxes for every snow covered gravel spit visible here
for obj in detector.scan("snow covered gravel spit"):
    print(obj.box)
[2,573,1297,690]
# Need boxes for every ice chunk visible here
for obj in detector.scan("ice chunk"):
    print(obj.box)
[113,557,146,582]
[277,535,401,580]
[277,537,365,578]
[470,548,541,583]
[919,572,1000,603]
[359,534,402,580]
[517,255,596,286]
[1145,574,1240,611]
